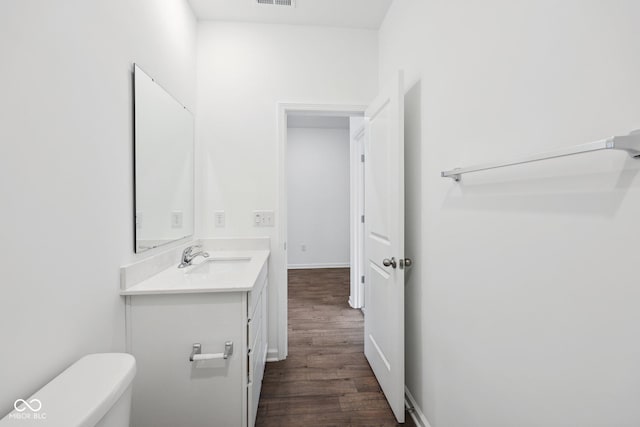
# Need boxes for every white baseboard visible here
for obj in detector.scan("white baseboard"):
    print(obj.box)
[405,386,432,427]
[266,348,280,362]
[287,263,350,270]
[348,297,363,310]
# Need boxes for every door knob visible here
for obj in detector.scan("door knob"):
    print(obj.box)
[399,258,413,269]
[382,257,397,268]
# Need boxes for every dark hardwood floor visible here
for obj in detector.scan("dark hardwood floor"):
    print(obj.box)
[256,268,416,427]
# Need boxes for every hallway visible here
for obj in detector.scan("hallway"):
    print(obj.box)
[256,268,415,426]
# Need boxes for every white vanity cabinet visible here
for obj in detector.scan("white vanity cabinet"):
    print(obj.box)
[125,262,268,427]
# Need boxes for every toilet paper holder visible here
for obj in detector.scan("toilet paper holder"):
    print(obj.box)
[189,342,233,362]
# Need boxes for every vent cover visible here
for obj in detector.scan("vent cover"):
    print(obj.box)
[256,0,295,7]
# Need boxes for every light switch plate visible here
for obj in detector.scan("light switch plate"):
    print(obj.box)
[253,210,275,227]
[171,211,183,228]
[214,211,226,228]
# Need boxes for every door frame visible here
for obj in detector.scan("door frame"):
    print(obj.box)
[276,102,366,360]
[349,118,366,310]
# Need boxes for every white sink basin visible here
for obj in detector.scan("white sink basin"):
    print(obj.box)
[185,257,252,279]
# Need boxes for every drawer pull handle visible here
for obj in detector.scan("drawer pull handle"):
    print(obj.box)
[189,342,234,362]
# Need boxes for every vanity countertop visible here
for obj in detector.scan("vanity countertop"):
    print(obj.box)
[120,250,270,296]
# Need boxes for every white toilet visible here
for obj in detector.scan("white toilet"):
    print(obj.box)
[0,353,136,427]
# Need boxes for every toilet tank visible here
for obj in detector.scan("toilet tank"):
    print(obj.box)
[0,353,136,427]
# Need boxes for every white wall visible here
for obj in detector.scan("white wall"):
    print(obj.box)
[287,126,351,269]
[0,0,196,415]
[379,1,640,426]
[196,22,377,356]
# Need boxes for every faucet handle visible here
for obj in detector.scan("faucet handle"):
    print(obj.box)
[178,245,207,269]
[183,244,201,255]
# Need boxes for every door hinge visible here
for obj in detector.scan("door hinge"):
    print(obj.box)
[361,154,365,162]
[361,215,365,223]
[361,275,365,284]
[284,242,287,250]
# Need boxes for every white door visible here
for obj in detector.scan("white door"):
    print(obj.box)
[364,71,405,423]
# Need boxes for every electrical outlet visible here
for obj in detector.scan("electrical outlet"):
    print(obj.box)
[253,210,275,227]
[301,244,306,252]
[214,211,226,228]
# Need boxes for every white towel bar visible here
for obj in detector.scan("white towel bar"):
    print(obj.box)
[441,130,640,182]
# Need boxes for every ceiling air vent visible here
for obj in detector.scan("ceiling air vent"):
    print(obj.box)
[256,0,295,7]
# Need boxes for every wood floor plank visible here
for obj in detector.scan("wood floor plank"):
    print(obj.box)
[263,365,376,383]
[339,392,390,411]
[257,412,351,427]
[256,268,415,427]
[259,395,342,417]
[353,377,384,393]
[261,378,358,398]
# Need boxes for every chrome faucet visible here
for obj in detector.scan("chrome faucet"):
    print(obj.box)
[178,245,210,268]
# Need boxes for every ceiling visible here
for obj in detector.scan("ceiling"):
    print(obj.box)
[187,0,394,30]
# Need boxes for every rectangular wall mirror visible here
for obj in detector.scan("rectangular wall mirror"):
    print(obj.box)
[133,64,194,253]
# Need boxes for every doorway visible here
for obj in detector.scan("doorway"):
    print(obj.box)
[286,114,353,271]
[276,104,367,359]
[285,111,366,308]
[274,72,406,423]
[260,105,412,426]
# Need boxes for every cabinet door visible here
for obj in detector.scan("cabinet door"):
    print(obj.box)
[129,293,245,427]
[247,279,268,427]
[260,281,268,380]
[247,320,263,427]
[247,290,263,348]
